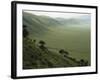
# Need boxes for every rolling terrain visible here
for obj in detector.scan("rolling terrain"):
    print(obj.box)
[23,12,91,69]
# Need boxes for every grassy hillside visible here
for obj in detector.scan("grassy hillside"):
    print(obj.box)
[23,12,91,69]
[23,12,62,37]
[23,38,85,69]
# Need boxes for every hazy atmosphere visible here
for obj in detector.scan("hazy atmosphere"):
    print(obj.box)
[23,10,91,69]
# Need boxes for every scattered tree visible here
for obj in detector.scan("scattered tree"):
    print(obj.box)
[39,40,46,50]
[33,39,36,43]
[59,49,65,54]
[23,25,29,38]
[59,49,69,57]
[79,59,88,66]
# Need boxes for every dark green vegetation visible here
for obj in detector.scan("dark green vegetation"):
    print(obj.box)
[23,12,90,69]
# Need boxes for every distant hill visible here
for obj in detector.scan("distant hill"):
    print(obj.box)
[23,12,90,69]
[23,12,91,38]
[23,12,62,37]
[56,16,91,26]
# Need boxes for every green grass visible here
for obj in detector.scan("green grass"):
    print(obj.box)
[23,12,91,69]
[23,38,81,69]
[29,26,90,64]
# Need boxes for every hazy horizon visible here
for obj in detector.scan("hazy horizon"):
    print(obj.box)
[23,11,91,19]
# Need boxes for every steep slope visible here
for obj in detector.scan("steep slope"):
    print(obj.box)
[23,12,90,68]
[23,12,61,37]
[23,38,79,69]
